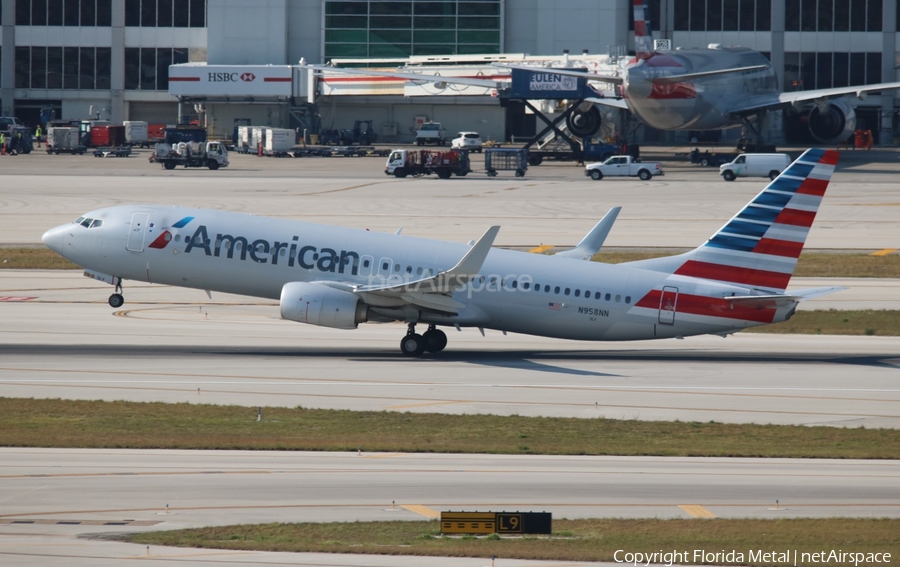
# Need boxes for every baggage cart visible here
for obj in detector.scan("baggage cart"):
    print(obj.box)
[485,148,528,177]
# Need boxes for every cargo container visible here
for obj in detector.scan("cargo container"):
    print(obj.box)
[47,127,87,154]
[123,121,149,146]
[263,127,295,155]
[147,123,167,144]
[89,125,126,147]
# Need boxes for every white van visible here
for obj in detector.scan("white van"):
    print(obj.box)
[719,153,791,181]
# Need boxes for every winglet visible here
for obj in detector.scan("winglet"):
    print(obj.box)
[555,207,621,261]
[443,226,500,284]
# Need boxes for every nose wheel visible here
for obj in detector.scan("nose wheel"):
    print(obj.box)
[400,324,448,356]
[108,281,124,308]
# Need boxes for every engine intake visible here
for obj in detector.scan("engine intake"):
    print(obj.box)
[280,282,368,329]
[807,98,856,143]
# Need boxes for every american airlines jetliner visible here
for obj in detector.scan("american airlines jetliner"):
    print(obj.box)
[43,149,843,357]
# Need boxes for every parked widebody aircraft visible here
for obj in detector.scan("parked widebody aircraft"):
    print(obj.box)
[301,0,900,144]
[43,149,843,356]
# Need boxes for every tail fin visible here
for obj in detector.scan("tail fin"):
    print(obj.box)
[625,148,839,293]
[633,0,654,59]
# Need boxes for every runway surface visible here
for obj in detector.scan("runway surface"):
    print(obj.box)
[3,270,899,428]
[1,448,898,566]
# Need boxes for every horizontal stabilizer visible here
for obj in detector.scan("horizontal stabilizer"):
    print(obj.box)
[556,207,621,261]
[724,286,846,309]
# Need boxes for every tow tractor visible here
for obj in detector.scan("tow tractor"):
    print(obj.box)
[385,149,470,179]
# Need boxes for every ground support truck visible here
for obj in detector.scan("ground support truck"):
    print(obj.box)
[152,141,229,170]
[385,149,470,178]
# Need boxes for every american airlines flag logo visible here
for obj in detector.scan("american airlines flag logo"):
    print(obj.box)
[548,302,562,311]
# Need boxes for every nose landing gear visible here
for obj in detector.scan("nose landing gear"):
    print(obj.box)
[399,323,448,356]
[108,280,124,308]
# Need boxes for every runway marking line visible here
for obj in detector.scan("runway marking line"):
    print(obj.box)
[871,248,898,256]
[528,244,554,253]
[401,505,441,518]
[384,400,472,410]
[678,504,716,518]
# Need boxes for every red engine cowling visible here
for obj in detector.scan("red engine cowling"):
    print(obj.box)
[280,282,368,329]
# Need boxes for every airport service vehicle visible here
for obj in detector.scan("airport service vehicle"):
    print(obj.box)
[451,132,483,153]
[43,149,844,357]
[385,149,470,179]
[526,138,619,166]
[585,155,663,180]
[152,141,229,170]
[46,127,87,155]
[415,122,446,146]
[720,153,792,181]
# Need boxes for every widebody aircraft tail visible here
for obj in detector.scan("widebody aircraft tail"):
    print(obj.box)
[633,0,654,59]
[625,148,839,293]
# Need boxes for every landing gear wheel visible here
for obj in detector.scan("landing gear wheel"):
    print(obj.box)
[108,293,124,308]
[422,327,448,353]
[590,169,602,180]
[400,333,425,357]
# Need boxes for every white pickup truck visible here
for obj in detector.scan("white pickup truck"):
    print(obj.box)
[584,155,663,180]
[415,122,446,146]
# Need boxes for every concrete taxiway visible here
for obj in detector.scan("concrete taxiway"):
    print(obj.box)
[1,448,898,566]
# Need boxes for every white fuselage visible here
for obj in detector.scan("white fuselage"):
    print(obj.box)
[43,205,789,342]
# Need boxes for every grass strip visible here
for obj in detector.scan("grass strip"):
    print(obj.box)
[3,248,900,277]
[2,398,898,458]
[128,518,899,565]
[744,309,900,336]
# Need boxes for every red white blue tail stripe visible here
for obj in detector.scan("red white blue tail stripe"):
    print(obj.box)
[633,0,653,59]
[673,148,838,293]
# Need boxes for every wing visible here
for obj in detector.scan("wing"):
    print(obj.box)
[728,82,900,115]
[299,63,510,89]
[651,64,769,84]
[354,226,500,315]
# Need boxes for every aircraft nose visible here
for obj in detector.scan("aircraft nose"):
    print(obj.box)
[41,225,68,254]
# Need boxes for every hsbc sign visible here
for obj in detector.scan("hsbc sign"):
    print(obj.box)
[170,65,291,97]
[207,72,256,82]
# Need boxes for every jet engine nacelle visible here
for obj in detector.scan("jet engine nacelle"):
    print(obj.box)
[566,105,602,137]
[807,98,856,143]
[280,282,368,329]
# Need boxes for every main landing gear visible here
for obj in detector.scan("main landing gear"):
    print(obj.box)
[399,323,448,357]
[108,280,124,308]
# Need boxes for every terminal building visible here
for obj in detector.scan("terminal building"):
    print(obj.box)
[2,0,899,144]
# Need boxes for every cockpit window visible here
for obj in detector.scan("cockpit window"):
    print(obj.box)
[76,217,85,224]
[80,218,92,227]
[90,219,103,228]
